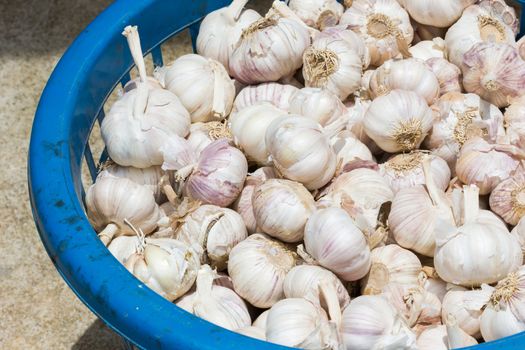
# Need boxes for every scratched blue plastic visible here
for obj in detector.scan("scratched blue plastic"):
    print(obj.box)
[27,0,525,349]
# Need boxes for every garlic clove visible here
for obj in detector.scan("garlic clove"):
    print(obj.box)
[418,266,448,302]
[288,0,344,30]
[232,82,299,113]
[330,130,374,174]
[107,235,140,264]
[408,38,445,61]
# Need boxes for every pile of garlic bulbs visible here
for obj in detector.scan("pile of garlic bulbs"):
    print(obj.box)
[85,0,525,347]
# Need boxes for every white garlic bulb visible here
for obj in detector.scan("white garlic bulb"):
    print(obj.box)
[462,42,525,108]
[441,286,494,338]
[330,130,374,172]
[480,265,525,341]
[511,218,525,261]
[302,36,363,100]
[316,25,371,69]
[364,90,434,153]
[288,88,348,134]
[161,54,235,122]
[229,102,286,165]
[252,179,316,243]
[490,170,525,225]
[196,0,261,74]
[369,59,440,105]
[186,121,232,156]
[125,238,200,301]
[228,234,296,308]
[381,284,426,327]
[175,205,247,270]
[362,244,422,295]
[434,185,523,286]
[380,151,450,194]
[253,310,270,330]
[266,116,336,190]
[102,27,191,168]
[456,137,520,195]
[176,265,250,330]
[445,4,516,68]
[232,82,299,113]
[341,295,417,350]
[425,58,462,97]
[416,322,477,350]
[418,267,448,302]
[339,0,413,66]
[86,177,161,246]
[230,15,310,84]
[408,38,445,61]
[504,95,525,149]
[235,326,266,341]
[302,207,371,281]
[478,0,519,35]
[289,0,344,30]
[400,0,476,28]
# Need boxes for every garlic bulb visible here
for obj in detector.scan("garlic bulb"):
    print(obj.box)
[425,92,505,172]
[102,27,190,168]
[478,0,519,35]
[302,36,362,100]
[232,82,299,113]
[511,218,525,260]
[266,116,336,190]
[161,54,235,122]
[441,286,494,337]
[434,185,523,286]
[416,322,477,350]
[400,0,476,28]
[288,88,348,134]
[302,207,371,281]
[228,234,296,308]
[445,4,516,68]
[196,0,261,74]
[346,98,381,154]
[289,0,344,30]
[163,139,248,207]
[330,130,374,172]
[362,244,422,295]
[425,58,462,97]
[176,265,250,330]
[415,291,443,331]
[339,0,413,66]
[364,90,433,153]
[480,265,525,341]
[341,295,417,350]
[462,42,525,108]
[456,137,520,195]
[316,25,371,69]
[187,121,232,156]
[368,59,440,105]
[235,326,266,341]
[253,310,270,330]
[175,205,247,270]
[381,285,426,327]
[504,95,525,149]
[86,177,161,246]
[408,38,445,61]
[230,15,310,84]
[380,151,450,194]
[252,179,316,243]
[418,267,448,302]
[490,170,525,225]
[125,237,200,301]
[284,265,351,311]
[229,102,286,165]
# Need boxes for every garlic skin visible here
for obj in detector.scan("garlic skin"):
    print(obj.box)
[441,286,494,338]
[176,265,250,330]
[196,0,261,74]
[252,179,316,243]
[400,0,476,28]
[480,265,525,341]
[504,95,525,149]
[462,42,525,108]
[161,54,235,122]
[232,82,299,113]
[316,26,371,69]
[369,59,440,105]
[125,238,200,301]
[456,137,520,195]
[330,130,374,172]
[303,207,371,281]
[434,185,523,286]
[364,90,433,153]
[490,170,525,225]
[289,0,344,30]
[302,36,363,101]
[108,235,141,264]
[228,234,296,308]
[445,4,516,68]
[235,326,266,341]
[284,265,351,311]
[380,151,450,194]
[187,122,232,156]
[425,58,462,97]
[230,16,310,85]
[340,0,413,67]
[86,177,161,246]
[408,38,445,61]
[341,295,417,350]
[175,205,247,271]
[288,88,348,134]
[229,102,286,165]
[362,245,422,295]
[266,116,336,190]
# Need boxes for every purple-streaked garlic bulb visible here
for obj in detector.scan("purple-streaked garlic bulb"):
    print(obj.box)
[425,58,462,97]
[490,169,525,225]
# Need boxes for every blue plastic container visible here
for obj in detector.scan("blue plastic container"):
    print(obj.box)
[28,0,525,349]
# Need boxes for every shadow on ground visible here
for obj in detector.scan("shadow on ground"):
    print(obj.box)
[72,319,125,350]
